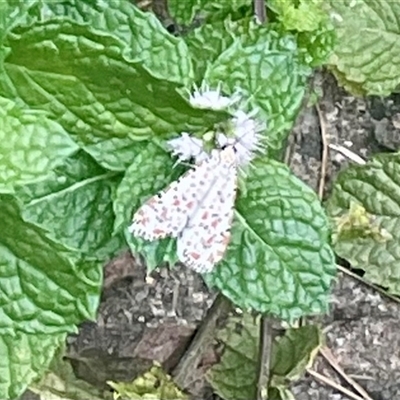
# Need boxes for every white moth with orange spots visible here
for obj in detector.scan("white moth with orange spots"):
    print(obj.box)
[129,145,238,273]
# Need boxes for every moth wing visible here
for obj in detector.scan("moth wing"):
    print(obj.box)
[177,146,238,272]
[129,152,224,241]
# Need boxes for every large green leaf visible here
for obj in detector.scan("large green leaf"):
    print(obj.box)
[0,332,66,400]
[0,193,103,398]
[208,158,335,320]
[0,96,78,193]
[326,152,400,295]
[0,194,102,335]
[23,0,194,85]
[0,19,228,170]
[15,151,124,261]
[205,23,311,159]
[329,0,400,96]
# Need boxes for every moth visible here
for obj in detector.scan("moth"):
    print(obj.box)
[129,145,238,273]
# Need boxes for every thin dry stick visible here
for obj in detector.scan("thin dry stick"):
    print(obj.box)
[256,317,274,400]
[254,0,267,23]
[307,369,366,400]
[320,347,374,400]
[172,293,231,390]
[336,264,400,304]
[315,103,329,199]
[329,143,366,165]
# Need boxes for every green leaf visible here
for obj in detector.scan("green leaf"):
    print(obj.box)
[296,24,336,68]
[270,325,322,384]
[0,332,66,400]
[185,19,236,82]
[0,19,228,170]
[267,387,295,400]
[185,0,336,83]
[107,363,187,400]
[205,22,311,159]
[0,194,102,335]
[0,96,78,193]
[0,1,39,43]
[15,151,123,261]
[268,0,327,32]
[208,158,336,320]
[329,0,400,96]
[114,142,184,270]
[325,152,400,295]
[167,0,199,26]
[31,344,109,400]
[267,0,337,68]
[169,0,251,25]
[84,138,148,172]
[207,314,259,400]
[23,0,194,85]
[207,313,321,400]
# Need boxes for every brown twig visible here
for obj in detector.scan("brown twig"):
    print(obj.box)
[256,316,274,400]
[172,293,232,390]
[315,103,329,200]
[307,369,366,400]
[319,347,374,400]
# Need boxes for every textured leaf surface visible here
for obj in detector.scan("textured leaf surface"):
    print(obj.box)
[208,314,321,400]
[168,0,199,25]
[16,151,123,260]
[0,332,65,400]
[185,20,236,82]
[187,15,333,84]
[115,142,184,270]
[84,137,148,172]
[270,325,321,383]
[31,345,107,400]
[207,314,259,400]
[0,20,227,170]
[108,364,187,400]
[0,194,102,335]
[269,0,336,68]
[0,96,78,193]
[209,158,336,320]
[169,0,251,25]
[24,0,194,85]
[329,0,400,96]
[0,1,39,42]
[205,23,311,159]
[326,153,400,295]
[268,0,327,32]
